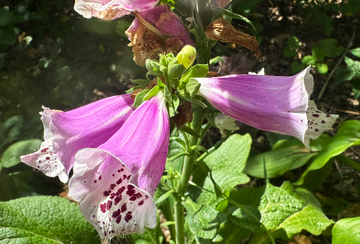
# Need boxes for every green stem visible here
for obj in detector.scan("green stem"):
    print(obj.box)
[174,108,204,244]
[174,201,185,244]
[158,198,176,241]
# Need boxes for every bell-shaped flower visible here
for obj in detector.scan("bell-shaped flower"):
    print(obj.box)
[74,0,159,20]
[68,91,169,239]
[126,5,194,65]
[194,67,338,148]
[20,94,134,183]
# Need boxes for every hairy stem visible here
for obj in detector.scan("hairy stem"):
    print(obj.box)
[174,108,204,243]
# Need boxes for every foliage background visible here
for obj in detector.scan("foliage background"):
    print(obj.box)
[0,0,360,243]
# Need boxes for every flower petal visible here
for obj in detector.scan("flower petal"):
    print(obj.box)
[68,149,157,238]
[74,0,159,20]
[21,94,134,182]
[305,100,338,147]
[125,5,194,65]
[68,91,169,238]
[196,67,337,148]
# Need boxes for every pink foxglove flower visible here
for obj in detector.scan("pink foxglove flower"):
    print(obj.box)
[74,0,159,20]
[195,67,338,148]
[68,91,169,239]
[20,95,134,183]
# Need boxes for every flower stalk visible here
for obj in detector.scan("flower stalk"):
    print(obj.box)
[174,107,204,244]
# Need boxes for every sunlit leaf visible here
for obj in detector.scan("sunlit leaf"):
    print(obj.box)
[0,196,99,243]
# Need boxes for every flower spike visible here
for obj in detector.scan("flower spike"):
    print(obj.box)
[195,67,338,148]
[68,91,170,239]
[20,95,134,182]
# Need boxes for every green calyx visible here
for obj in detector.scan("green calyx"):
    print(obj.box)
[137,46,209,116]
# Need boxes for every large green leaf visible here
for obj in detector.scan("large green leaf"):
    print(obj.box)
[1,139,41,168]
[189,134,251,206]
[276,204,333,238]
[203,134,251,191]
[294,120,360,186]
[332,217,360,244]
[0,196,99,243]
[244,144,315,178]
[258,184,303,230]
[183,199,222,244]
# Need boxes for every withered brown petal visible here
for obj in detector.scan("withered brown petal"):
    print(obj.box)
[173,101,193,129]
[126,22,166,66]
[205,18,261,59]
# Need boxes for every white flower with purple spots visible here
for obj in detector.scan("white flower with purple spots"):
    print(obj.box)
[68,91,169,239]
[20,94,135,183]
[194,66,338,148]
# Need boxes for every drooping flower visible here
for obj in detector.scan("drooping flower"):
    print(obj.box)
[68,91,169,239]
[194,66,338,148]
[74,0,159,20]
[126,5,194,65]
[20,94,134,183]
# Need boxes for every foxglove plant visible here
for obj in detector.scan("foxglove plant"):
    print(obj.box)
[16,1,341,242]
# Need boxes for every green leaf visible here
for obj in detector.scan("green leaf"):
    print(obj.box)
[332,217,360,244]
[180,125,200,138]
[132,89,150,108]
[333,66,357,86]
[302,55,317,65]
[1,139,41,168]
[143,85,161,101]
[312,38,344,59]
[178,79,201,100]
[258,183,303,230]
[283,46,297,58]
[0,196,99,243]
[145,59,163,76]
[0,115,23,151]
[0,26,16,45]
[222,9,256,30]
[0,6,13,26]
[217,221,252,244]
[244,144,316,178]
[209,56,223,66]
[350,47,360,58]
[183,199,221,244]
[154,189,174,205]
[228,205,261,230]
[315,62,328,74]
[277,204,333,238]
[179,64,208,85]
[291,62,307,74]
[168,63,186,79]
[204,134,251,191]
[294,120,360,186]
